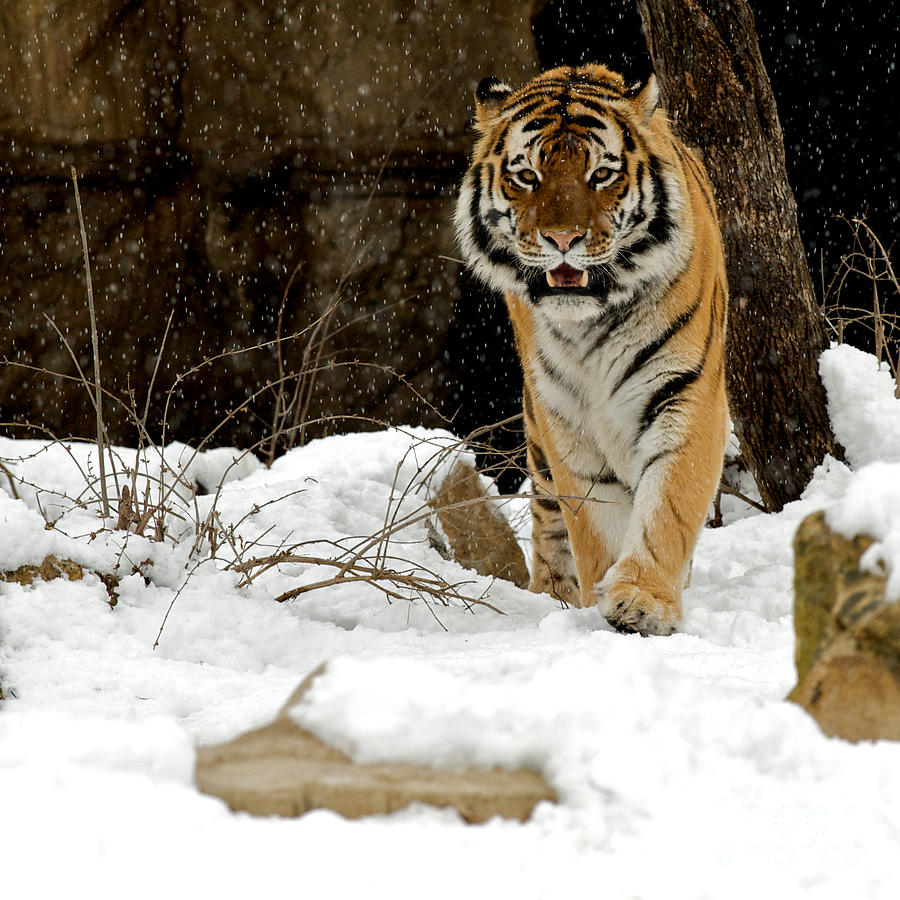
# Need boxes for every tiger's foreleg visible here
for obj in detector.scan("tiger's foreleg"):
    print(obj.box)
[595,405,728,636]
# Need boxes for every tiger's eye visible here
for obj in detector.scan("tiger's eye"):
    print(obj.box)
[588,167,622,190]
[515,169,539,188]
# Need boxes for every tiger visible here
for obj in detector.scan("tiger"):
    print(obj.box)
[454,64,728,636]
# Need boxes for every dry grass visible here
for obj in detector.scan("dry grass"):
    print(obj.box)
[822,216,900,396]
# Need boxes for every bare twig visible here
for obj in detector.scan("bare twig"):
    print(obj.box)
[716,477,767,514]
[0,460,20,499]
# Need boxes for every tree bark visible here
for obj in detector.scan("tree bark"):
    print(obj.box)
[636,0,842,512]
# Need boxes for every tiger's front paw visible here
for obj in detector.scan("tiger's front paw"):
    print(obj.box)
[596,571,680,636]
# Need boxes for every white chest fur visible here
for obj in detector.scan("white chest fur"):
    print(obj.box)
[528,306,679,489]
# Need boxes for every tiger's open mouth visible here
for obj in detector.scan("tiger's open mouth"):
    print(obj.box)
[546,263,589,289]
[527,262,609,303]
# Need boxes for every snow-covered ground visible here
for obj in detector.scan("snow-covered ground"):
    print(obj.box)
[2,343,900,899]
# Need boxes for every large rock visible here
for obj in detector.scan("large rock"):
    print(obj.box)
[789,510,900,741]
[0,1,536,449]
[195,665,555,822]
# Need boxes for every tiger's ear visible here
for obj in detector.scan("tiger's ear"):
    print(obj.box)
[474,76,513,130]
[626,75,660,125]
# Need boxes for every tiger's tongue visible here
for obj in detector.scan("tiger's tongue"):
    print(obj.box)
[546,263,589,288]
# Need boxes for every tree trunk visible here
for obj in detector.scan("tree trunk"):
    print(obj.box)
[636,0,842,512]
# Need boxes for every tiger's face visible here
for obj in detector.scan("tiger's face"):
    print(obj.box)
[456,65,683,320]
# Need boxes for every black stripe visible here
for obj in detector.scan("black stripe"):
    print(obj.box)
[642,525,661,565]
[548,324,578,347]
[492,123,510,156]
[521,117,553,133]
[509,100,547,123]
[612,299,700,395]
[617,167,648,275]
[500,182,516,203]
[578,129,606,148]
[533,551,577,589]
[640,449,674,479]
[500,93,555,115]
[469,170,493,254]
[570,113,608,130]
[566,465,620,486]
[618,159,673,270]
[644,155,673,244]
[665,497,690,556]
[687,157,716,214]
[545,528,570,542]
[619,237,646,267]
[639,368,702,435]
[665,496,687,529]
[638,285,719,437]
[629,160,647,229]
[470,164,518,269]
[542,103,567,118]
[534,496,561,512]
[838,592,882,625]
[713,277,727,331]
[611,113,635,152]
[582,304,631,361]
[574,79,625,97]
[511,80,573,96]
[700,288,718,358]
[568,96,623,116]
[536,349,584,404]
[528,440,553,481]
[582,318,618,362]
[675,143,717,219]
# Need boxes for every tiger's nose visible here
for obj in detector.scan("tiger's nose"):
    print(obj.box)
[542,230,586,252]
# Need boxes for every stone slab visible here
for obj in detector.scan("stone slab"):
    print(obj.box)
[196,665,555,822]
